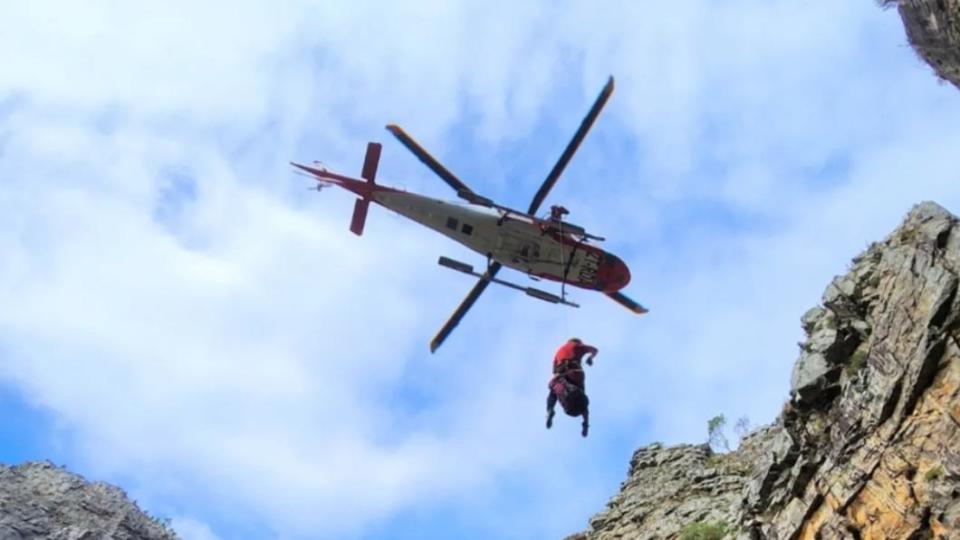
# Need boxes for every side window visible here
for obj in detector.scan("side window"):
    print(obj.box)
[461,223,473,235]
[446,217,458,230]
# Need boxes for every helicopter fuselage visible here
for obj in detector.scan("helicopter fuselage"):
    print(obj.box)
[372,189,630,293]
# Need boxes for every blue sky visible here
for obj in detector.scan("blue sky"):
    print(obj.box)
[2,2,960,539]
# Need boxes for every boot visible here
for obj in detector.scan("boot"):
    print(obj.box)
[546,409,555,429]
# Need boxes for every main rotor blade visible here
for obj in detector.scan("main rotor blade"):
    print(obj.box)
[605,290,649,315]
[527,76,615,215]
[430,262,502,353]
[386,124,476,195]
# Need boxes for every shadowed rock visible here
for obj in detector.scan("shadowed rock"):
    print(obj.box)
[886,0,960,90]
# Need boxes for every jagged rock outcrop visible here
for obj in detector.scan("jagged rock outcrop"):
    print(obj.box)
[888,0,960,89]
[566,432,776,540]
[0,461,178,540]
[746,201,960,539]
[572,201,960,539]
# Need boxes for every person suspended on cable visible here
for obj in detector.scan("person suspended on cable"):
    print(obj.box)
[545,338,598,437]
[553,337,597,373]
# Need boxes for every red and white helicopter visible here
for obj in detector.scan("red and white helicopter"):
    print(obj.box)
[292,76,647,352]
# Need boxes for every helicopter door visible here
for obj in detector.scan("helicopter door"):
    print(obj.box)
[496,231,539,268]
[518,242,541,263]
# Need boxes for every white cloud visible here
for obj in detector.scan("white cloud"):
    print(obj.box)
[170,517,221,540]
[1,1,959,538]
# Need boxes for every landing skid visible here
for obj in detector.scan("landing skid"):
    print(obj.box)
[438,256,579,308]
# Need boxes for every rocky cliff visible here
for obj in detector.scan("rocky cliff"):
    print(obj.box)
[888,0,960,90]
[0,461,177,540]
[570,201,960,539]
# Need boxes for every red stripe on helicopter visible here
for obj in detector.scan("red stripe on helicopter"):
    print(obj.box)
[291,162,401,199]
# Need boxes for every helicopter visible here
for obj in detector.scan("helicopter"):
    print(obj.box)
[292,76,647,352]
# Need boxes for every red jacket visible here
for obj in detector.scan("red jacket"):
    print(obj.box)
[553,340,597,371]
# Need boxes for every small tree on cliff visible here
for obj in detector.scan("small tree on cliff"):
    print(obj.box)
[707,414,729,452]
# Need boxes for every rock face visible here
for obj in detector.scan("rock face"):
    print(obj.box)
[889,0,960,90]
[570,432,776,540]
[0,461,177,540]
[572,201,960,540]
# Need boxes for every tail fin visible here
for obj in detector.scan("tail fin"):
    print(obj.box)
[361,142,381,182]
[350,199,369,236]
[350,143,382,236]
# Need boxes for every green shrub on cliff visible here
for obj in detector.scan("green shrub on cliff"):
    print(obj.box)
[679,520,728,540]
